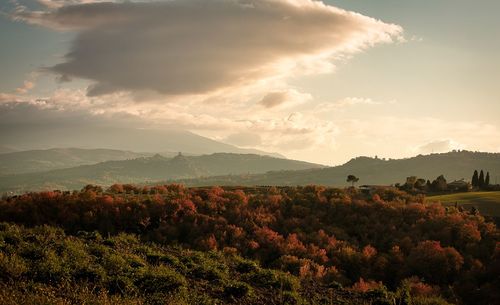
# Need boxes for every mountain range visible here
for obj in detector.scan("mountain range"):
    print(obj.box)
[0,126,283,158]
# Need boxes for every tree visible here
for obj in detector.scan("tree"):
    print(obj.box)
[478,170,485,188]
[415,178,427,190]
[485,172,490,186]
[472,170,479,187]
[431,175,447,191]
[405,176,417,188]
[346,175,359,187]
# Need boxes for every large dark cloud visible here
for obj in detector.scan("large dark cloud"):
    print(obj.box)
[13,0,401,97]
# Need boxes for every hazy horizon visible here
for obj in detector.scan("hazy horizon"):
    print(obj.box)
[2,0,500,165]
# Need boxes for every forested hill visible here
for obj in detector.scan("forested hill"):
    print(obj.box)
[176,151,500,187]
[0,153,325,193]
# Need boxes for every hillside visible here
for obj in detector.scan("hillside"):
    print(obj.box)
[0,153,324,193]
[176,151,500,187]
[0,148,150,176]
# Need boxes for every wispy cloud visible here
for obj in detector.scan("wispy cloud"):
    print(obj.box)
[258,90,312,109]
[417,139,464,154]
[15,80,35,94]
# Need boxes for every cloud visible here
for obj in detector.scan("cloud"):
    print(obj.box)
[334,97,381,107]
[315,97,396,113]
[259,92,289,108]
[258,89,312,108]
[36,0,113,9]
[417,139,464,154]
[224,132,262,147]
[11,0,402,97]
[15,81,35,94]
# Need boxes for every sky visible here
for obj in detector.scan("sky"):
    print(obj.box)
[1,0,499,165]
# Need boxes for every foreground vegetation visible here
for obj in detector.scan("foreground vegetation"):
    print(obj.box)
[0,223,451,305]
[1,185,499,304]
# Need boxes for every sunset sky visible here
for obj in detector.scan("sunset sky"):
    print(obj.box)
[1,0,499,165]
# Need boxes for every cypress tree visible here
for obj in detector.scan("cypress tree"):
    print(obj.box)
[472,170,479,187]
[478,170,485,188]
[485,172,490,186]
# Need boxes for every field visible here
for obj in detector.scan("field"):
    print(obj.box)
[427,191,500,218]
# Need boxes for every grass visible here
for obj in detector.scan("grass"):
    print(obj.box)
[427,191,500,217]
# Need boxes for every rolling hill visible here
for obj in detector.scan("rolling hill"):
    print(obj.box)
[0,148,150,175]
[0,153,325,193]
[174,151,500,187]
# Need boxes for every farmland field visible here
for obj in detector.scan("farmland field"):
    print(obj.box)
[427,191,500,218]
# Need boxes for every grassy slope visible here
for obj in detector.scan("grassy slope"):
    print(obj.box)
[427,191,500,217]
[0,223,440,305]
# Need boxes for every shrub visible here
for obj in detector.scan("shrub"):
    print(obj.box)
[223,281,253,298]
[234,258,259,274]
[138,265,187,293]
[191,264,225,281]
[73,264,107,283]
[107,275,136,295]
[32,249,71,284]
[103,253,130,276]
[0,253,28,279]
[244,269,299,292]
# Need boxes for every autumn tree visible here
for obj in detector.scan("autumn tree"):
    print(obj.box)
[408,241,463,284]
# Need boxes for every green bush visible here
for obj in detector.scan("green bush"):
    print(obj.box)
[138,265,187,293]
[107,274,136,295]
[103,253,130,276]
[191,264,225,281]
[234,258,259,274]
[223,281,253,298]
[244,268,298,291]
[0,253,28,279]
[32,249,71,284]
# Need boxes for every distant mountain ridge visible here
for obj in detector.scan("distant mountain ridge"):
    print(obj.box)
[0,148,150,176]
[0,126,284,158]
[174,151,500,187]
[0,153,325,193]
